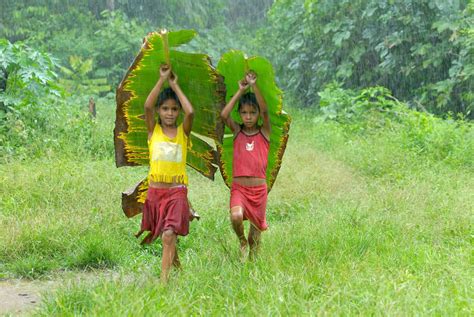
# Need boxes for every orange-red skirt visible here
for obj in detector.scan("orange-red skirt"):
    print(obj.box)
[137,186,190,244]
[230,182,268,231]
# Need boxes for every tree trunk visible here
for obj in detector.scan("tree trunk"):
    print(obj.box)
[89,97,96,118]
[0,67,7,111]
[106,0,115,11]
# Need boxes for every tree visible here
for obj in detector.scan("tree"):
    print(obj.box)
[263,0,473,117]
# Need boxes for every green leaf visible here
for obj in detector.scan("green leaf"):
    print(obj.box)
[78,58,93,76]
[333,31,351,47]
[115,29,225,177]
[216,50,291,191]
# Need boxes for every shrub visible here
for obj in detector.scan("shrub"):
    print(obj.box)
[0,40,113,161]
[318,84,474,167]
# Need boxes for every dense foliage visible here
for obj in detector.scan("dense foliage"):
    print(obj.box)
[263,0,474,117]
[0,39,61,155]
[0,40,111,159]
[0,0,272,84]
[1,6,147,84]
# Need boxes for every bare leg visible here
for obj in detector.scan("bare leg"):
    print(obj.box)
[248,224,261,261]
[172,243,181,269]
[230,206,247,258]
[161,229,177,283]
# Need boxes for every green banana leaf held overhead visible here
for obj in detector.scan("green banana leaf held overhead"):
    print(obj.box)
[216,50,291,191]
[114,29,225,217]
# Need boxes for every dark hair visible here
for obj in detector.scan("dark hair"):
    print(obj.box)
[238,92,259,112]
[156,87,180,108]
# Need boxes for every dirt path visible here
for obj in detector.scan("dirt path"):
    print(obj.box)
[0,279,55,316]
[0,271,120,316]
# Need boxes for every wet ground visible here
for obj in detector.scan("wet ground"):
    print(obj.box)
[0,279,53,316]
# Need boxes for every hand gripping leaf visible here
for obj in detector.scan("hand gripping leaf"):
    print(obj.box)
[216,50,291,190]
[114,30,225,217]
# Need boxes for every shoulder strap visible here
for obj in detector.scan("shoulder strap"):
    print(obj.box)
[149,123,162,144]
[258,128,270,143]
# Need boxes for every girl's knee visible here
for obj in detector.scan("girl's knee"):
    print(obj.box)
[161,229,176,245]
[230,208,243,222]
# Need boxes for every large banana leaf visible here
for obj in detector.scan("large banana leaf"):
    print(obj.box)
[216,50,291,190]
[115,30,225,216]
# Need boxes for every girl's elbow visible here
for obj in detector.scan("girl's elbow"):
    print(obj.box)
[185,109,194,118]
[144,101,154,110]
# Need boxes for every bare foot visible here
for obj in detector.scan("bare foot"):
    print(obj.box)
[249,246,258,262]
[160,274,169,284]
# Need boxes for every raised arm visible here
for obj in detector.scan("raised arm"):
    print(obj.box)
[247,72,271,140]
[169,72,194,136]
[221,79,249,134]
[144,65,170,139]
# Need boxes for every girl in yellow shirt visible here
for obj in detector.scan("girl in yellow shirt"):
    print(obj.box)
[140,64,194,283]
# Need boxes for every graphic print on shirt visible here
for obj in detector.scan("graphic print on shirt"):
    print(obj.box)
[246,141,254,151]
[152,141,182,162]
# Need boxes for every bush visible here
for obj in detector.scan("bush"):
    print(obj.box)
[0,39,62,155]
[0,40,113,161]
[317,84,474,167]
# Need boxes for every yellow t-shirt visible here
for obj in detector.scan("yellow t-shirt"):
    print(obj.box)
[148,124,188,185]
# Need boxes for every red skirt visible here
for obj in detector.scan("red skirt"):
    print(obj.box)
[230,182,268,231]
[137,186,190,244]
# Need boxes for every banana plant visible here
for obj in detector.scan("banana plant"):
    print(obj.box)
[216,50,291,190]
[60,56,110,95]
[114,30,225,217]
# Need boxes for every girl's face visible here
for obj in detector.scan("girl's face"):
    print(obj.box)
[158,99,180,127]
[239,103,259,129]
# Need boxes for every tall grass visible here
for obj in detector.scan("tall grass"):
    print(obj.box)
[0,102,472,315]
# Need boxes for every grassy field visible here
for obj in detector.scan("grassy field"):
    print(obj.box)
[1,101,473,315]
